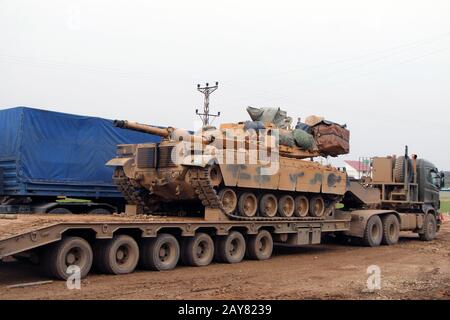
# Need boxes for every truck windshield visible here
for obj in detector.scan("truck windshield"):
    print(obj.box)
[430,170,441,188]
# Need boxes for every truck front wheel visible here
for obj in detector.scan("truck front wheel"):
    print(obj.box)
[419,214,437,241]
[381,214,400,245]
[362,215,383,247]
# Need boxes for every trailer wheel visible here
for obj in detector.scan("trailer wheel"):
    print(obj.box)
[42,237,93,280]
[47,207,73,214]
[215,231,246,264]
[362,215,383,247]
[88,208,112,215]
[181,233,214,267]
[140,234,180,271]
[381,214,400,245]
[94,235,139,274]
[246,230,273,260]
[419,214,437,241]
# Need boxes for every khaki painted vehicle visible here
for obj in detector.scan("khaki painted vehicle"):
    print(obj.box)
[0,147,444,280]
[107,116,348,221]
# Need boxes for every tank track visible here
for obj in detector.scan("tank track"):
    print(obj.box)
[113,168,153,213]
[188,165,339,221]
[113,168,190,216]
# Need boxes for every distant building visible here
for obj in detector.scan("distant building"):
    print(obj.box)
[344,160,370,178]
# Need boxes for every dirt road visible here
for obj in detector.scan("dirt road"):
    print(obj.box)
[1,222,449,300]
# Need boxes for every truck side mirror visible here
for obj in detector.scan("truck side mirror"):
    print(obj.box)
[440,171,446,189]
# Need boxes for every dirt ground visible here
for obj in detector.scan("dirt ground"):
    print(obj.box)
[0,220,449,300]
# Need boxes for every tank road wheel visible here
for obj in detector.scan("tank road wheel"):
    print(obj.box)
[94,235,139,275]
[309,195,325,217]
[246,230,273,260]
[42,237,93,280]
[278,195,295,217]
[381,214,400,245]
[259,194,278,217]
[181,233,214,267]
[362,215,383,247]
[140,234,180,271]
[218,188,238,215]
[215,231,246,264]
[294,195,309,217]
[419,213,437,241]
[238,192,258,217]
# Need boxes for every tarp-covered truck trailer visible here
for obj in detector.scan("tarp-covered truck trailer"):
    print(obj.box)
[0,107,160,214]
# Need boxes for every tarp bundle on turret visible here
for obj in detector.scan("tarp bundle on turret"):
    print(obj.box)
[245,107,349,156]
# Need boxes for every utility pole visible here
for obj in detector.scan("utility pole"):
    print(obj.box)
[196,82,221,126]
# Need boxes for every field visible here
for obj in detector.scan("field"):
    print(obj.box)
[441,201,450,213]
[440,192,450,213]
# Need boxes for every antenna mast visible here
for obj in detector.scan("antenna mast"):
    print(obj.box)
[196,82,221,126]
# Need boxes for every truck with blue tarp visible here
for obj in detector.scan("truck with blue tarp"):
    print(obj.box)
[0,107,160,213]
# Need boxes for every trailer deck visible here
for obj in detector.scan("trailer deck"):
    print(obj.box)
[0,213,351,260]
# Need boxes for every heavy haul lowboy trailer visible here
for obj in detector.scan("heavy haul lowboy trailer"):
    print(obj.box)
[0,206,441,280]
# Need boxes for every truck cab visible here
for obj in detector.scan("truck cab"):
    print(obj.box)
[417,159,445,212]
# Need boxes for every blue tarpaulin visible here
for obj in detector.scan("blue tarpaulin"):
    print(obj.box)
[0,107,160,197]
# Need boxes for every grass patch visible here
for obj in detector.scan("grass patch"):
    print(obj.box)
[440,201,450,213]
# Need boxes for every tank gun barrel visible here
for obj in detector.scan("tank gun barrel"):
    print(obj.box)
[114,119,215,145]
[114,120,172,138]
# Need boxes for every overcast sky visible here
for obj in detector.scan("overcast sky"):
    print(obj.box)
[1,0,449,169]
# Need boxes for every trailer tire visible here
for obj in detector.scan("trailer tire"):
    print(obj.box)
[246,230,273,260]
[140,234,180,271]
[88,208,112,215]
[419,213,437,241]
[93,235,139,274]
[362,215,383,247]
[394,156,413,183]
[215,231,246,264]
[47,207,73,214]
[181,233,214,267]
[42,237,93,280]
[381,214,400,245]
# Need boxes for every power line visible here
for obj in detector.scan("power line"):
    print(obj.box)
[195,82,221,126]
